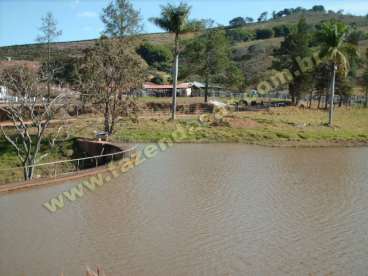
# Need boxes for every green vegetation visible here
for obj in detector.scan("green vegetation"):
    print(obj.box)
[183,28,245,101]
[2,7,368,89]
[0,138,75,184]
[150,2,192,120]
[100,0,142,37]
[317,20,359,126]
[37,12,62,98]
[273,17,313,105]
[1,2,368,185]
[79,38,146,134]
[225,28,255,43]
[112,107,368,145]
[255,28,274,39]
[272,25,291,37]
[137,42,173,71]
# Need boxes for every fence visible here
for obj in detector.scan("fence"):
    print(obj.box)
[0,144,137,185]
[0,96,47,104]
[139,105,215,116]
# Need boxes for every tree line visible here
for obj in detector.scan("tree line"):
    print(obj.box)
[229,5,329,27]
[272,17,363,126]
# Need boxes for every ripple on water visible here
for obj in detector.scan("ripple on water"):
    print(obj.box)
[1,144,368,275]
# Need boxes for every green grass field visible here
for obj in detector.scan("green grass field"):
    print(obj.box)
[112,107,368,146]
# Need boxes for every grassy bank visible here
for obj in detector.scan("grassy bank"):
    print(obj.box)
[1,107,367,183]
[112,107,368,146]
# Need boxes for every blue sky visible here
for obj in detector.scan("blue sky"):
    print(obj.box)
[1,0,368,46]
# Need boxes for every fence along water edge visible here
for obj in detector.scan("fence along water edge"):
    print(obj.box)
[0,145,137,185]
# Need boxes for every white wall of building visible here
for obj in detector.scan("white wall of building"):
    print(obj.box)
[0,86,7,99]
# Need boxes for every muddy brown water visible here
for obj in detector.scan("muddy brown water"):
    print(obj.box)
[1,144,368,276]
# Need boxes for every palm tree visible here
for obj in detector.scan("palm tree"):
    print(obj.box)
[317,20,357,126]
[150,3,191,120]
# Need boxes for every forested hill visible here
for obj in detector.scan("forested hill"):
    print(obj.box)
[1,10,368,86]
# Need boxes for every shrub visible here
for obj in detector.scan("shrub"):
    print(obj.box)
[137,42,173,71]
[255,28,274,39]
[272,25,291,37]
[226,28,255,42]
[347,30,367,44]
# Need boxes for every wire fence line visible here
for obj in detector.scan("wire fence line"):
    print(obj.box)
[0,144,137,185]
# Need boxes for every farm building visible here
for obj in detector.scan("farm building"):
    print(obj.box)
[143,82,192,97]
[143,82,225,97]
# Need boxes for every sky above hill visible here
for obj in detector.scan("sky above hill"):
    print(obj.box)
[1,0,368,46]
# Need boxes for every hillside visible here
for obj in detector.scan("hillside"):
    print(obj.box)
[1,11,368,87]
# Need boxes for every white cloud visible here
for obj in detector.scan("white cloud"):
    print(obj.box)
[77,11,98,18]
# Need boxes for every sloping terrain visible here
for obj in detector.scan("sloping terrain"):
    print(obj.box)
[1,12,367,85]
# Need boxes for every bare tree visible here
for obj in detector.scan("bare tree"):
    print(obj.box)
[101,0,142,37]
[80,38,147,134]
[37,12,62,99]
[0,65,67,180]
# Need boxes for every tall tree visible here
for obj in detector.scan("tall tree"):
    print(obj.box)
[273,17,313,105]
[317,20,357,126]
[245,17,254,23]
[229,17,246,27]
[101,0,142,37]
[81,38,146,134]
[36,12,62,100]
[150,3,192,120]
[183,28,232,102]
[258,11,268,22]
[184,24,245,101]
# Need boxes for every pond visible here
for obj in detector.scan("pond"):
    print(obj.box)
[1,144,367,275]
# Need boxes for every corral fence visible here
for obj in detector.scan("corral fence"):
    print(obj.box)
[138,100,291,116]
[0,96,47,104]
[0,144,137,185]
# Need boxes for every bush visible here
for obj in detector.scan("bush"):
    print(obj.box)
[255,28,274,39]
[151,75,163,84]
[226,28,255,43]
[347,30,367,44]
[272,25,291,37]
[137,42,173,71]
[41,56,81,86]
